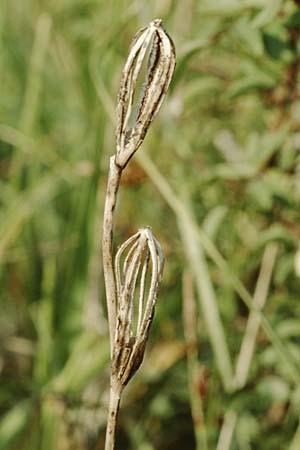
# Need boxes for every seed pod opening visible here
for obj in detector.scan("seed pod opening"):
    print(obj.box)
[116,19,176,168]
[112,227,164,386]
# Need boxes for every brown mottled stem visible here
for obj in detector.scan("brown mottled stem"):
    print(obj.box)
[102,155,122,356]
[104,381,123,450]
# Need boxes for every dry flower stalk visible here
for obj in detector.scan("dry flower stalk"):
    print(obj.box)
[102,19,175,450]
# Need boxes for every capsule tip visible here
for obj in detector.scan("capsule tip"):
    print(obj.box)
[151,18,162,28]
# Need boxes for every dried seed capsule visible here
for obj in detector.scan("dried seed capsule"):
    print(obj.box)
[116,19,176,168]
[112,227,164,386]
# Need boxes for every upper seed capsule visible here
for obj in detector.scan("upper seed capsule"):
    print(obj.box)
[116,19,176,168]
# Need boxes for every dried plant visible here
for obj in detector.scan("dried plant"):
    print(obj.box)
[102,19,175,450]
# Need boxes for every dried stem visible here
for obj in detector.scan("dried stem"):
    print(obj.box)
[104,383,123,450]
[102,18,175,450]
[102,156,122,356]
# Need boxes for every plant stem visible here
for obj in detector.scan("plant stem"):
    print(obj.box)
[233,243,278,389]
[179,214,233,392]
[215,410,237,450]
[183,271,209,450]
[104,381,123,450]
[102,155,122,356]
[216,243,278,450]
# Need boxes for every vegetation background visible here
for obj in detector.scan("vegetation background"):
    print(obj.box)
[1,0,300,449]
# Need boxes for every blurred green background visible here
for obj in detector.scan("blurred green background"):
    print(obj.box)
[1,1,300,449]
